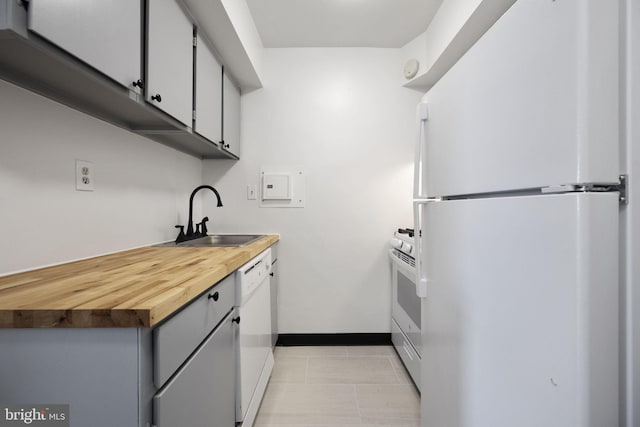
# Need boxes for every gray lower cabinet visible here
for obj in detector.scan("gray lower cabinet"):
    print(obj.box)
[0,328,148,427]
[154,274,235,387]
[270,252,279,348]
[153,274,236,427]
[154,310,235,427]
[0,276,237,427]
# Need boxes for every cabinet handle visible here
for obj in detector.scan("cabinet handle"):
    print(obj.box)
[269,272,274,277]
[232,316,241,324]
[132,79,144,89]
[151,94,162,102]
[208,292,219,301]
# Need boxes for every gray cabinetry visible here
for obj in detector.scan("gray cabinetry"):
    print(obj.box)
[146,0,194,126]
[154,274,234,387]
[222,70,241,157]
[0,0,242,159]
[195,34,223,144]
[153,274,237,427]
[154,310,236,427]
[0,276,238,427]
[270,244,279,347]
[0,328,148,427]
[28,0,142,90]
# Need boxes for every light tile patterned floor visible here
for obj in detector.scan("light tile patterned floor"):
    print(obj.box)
[254,346,420,427]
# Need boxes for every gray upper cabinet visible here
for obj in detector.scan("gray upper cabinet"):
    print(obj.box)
[222,71,241,157]
[0,0,242,159]
[146,0,194,127]
[28,0,142,91]
[194,34,223,144]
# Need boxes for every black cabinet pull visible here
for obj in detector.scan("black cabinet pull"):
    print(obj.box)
[132,79,144,89]
[208,292,219,301]
[269,272,274,277]
[151,94,162,102]
[232,316,241,324]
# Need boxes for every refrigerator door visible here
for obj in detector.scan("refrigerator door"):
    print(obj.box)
[421,0,619,198]
[419,193,618,427]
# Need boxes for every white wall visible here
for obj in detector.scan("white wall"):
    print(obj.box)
[0,80,203,275]
[221,0,264,81]
[203,48,422,334]
[400,0,516,91]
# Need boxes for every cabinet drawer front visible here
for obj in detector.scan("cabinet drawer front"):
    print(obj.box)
[153,274,235,387]
[154,310,236,427]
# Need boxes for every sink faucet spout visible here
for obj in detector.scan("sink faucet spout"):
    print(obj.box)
[186,185,223,238]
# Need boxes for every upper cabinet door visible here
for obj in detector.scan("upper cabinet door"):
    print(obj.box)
[147,0,194,127]
[222,71,240,157]
[28,0,142,90]
[194,35,222,144]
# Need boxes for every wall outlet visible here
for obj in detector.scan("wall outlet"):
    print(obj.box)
[76,160,95,191]
[247,184,257,200]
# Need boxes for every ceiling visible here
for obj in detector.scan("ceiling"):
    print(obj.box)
[245,0,443,48]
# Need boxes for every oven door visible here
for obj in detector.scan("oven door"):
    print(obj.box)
[389,249,421,356]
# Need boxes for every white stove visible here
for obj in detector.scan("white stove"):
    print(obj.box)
[389,228,416,264]
[388,228,421,391]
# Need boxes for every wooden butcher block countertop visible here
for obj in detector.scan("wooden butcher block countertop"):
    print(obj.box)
[0,235,279,329]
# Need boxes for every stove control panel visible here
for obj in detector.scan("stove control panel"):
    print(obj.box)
[390,229,415,258]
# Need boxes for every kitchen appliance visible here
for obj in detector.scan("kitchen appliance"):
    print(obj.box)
[413,1,623,426]
[235,248,274,427]
[389,228,421,390]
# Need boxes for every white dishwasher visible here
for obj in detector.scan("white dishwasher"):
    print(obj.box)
[235,248,274,427]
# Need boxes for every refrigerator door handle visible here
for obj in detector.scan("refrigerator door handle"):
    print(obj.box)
[413,200,429,298]
[413,102,429,200]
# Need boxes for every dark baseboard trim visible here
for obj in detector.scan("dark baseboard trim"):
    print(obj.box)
[276,333,392,347]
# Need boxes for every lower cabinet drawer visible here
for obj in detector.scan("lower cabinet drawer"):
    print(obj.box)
[153,274,235,388]
[154,309,236,427]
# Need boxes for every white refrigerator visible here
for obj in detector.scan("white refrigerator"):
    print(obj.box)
[413,0,621,426]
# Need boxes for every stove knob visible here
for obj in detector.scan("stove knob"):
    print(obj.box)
[390,238,403,249]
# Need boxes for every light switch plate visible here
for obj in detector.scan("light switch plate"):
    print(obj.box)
[247,184,257,200]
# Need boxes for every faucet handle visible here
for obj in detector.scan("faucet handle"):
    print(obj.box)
[201,217,209,235]
[174,225,185,243]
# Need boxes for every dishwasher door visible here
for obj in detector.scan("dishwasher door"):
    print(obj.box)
[154,309,235,427]
[237,276,273,425]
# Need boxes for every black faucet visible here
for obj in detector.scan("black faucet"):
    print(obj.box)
[175,185,223,243]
